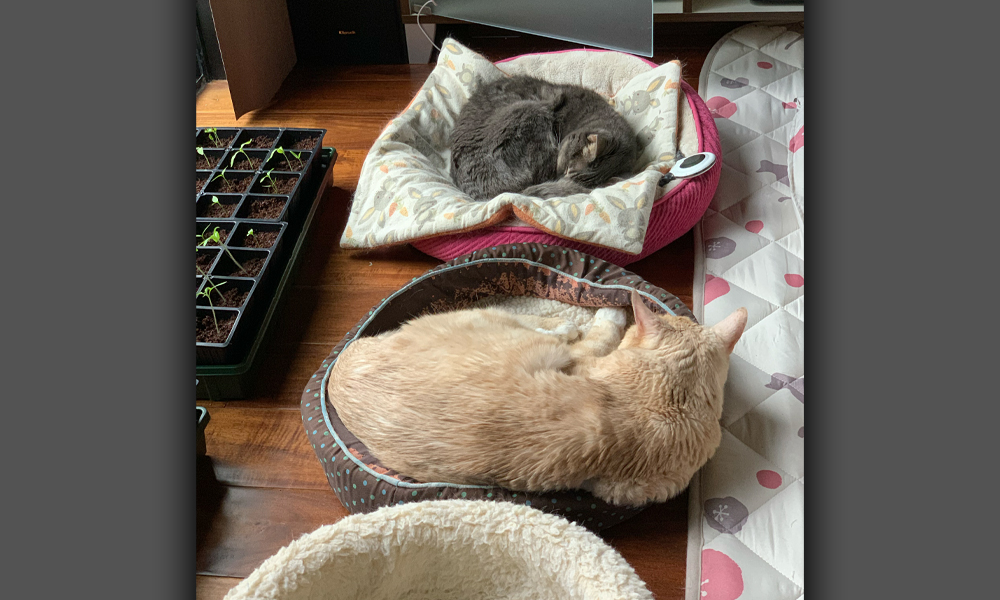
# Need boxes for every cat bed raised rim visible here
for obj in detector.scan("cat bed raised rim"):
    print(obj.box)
[222,501,654,600]
[410,50,722,266]
[301,243,697,532]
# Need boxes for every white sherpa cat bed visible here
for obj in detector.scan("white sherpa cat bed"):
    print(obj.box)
[223,500,654,600]
[342,38,720,264]
[302,243,697,532]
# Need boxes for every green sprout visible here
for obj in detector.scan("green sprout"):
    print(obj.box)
[197,224,247,275]
[210,167,228,184]
[259,169,280,193]
[196,147,211,168]
[229,139,254,168]
[273,146,304,170]
[246,228,255,239]
[204,127,221,147]
[196,278,228,333]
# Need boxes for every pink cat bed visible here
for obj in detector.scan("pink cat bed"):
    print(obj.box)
[411,50,721,266]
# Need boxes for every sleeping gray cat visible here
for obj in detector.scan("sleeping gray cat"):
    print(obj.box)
[450,75,640,200]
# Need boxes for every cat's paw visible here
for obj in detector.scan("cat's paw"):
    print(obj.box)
[594,307,627,328]
[535,320,580,341]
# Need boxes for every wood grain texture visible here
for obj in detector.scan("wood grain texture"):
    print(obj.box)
[203,408,329,489]
[197,483,350,577]
[196,576,241,600]
[197,24,725,595]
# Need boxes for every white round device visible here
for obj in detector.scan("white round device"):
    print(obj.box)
[668,152,716,179]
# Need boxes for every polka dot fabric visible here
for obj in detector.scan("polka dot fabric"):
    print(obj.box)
[301,243,696,531]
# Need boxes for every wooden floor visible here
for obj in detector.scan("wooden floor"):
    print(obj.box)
[196,27,727,599]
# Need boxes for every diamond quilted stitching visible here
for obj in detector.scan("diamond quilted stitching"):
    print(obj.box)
[708,40,757,74]
[720,187,802,243]
[725,90,799,141]
[721,242,804,308]
[704,71,757,102]
[784,295,803,322]
[765,116,805,155]
[711,163,765,212]
[712,117,767,158]
[727,388,804,478]
[700,431,795,521]
[733,480,805,588]
[731,308,803,378]
[718,353,777,427]
[702,212,770,274]
[723,134,793,189]
[729,24,790,51]
[714,51,798,90]
[703,277,778,333]
[702,534,802,600]
[776,229,803,260]
[761,70,805,107]
[758,29,805,70]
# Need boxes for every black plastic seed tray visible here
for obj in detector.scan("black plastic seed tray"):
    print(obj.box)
[196,141,337,399]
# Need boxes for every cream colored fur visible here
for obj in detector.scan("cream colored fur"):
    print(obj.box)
[327,291,747,507]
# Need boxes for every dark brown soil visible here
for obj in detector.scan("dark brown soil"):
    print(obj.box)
[260,175,298,194]
[239,231,279,249]
[196,175,207,194]
[248,135,276,149]
[290,135,319,150]
[270,156,305,172]
[229,156,263,170]
[198,227,229,246]
[216,257,266,277]
[213,175,254,194]
[200,133,235,148]
[199,199,238,219]
[196,251,217,275]
[199,285,250,308]
[196,154,220,169]
[244,197,286,220]
[197,311,237,344]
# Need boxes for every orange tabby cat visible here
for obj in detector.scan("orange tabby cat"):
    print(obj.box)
[327,290,747,507]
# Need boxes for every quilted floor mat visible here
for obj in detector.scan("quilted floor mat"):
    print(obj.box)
[685,22,804,600]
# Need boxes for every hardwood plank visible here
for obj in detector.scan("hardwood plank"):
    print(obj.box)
[197,575,241,600]
[196,485,349,578]
[203,407,328,489]
[605,494,691,600]
[222,344,333,409]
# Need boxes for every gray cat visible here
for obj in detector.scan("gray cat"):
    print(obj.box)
[450,75,640,200]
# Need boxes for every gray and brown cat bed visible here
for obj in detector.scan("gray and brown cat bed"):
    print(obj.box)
[301,243,696,531]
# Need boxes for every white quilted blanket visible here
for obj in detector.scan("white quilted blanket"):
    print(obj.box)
[686,23,804,600]
[342,38,693,255]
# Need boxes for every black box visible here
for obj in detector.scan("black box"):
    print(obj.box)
[287,0,409,65]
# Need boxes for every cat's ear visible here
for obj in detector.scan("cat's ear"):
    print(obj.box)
[630,289,660,338]
[583,133,607,162]
[711,308,748,354]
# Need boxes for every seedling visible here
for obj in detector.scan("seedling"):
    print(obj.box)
[259,169,280,193]
[210,195,222,209]
[196,147,212,168]
[210,167,228,184]
[229,140,254,168]
[196,278,228,333]
[245,228,256,240]
[273,146,304,170]
[204,127,221,147]
[197,224,248,275]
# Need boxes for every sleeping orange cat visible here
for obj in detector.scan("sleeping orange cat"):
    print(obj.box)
[327,290,746,507]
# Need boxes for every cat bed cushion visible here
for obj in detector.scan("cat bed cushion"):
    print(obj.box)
[302,243,697,532]
[223,500,654,600]
[342,38,720,259]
